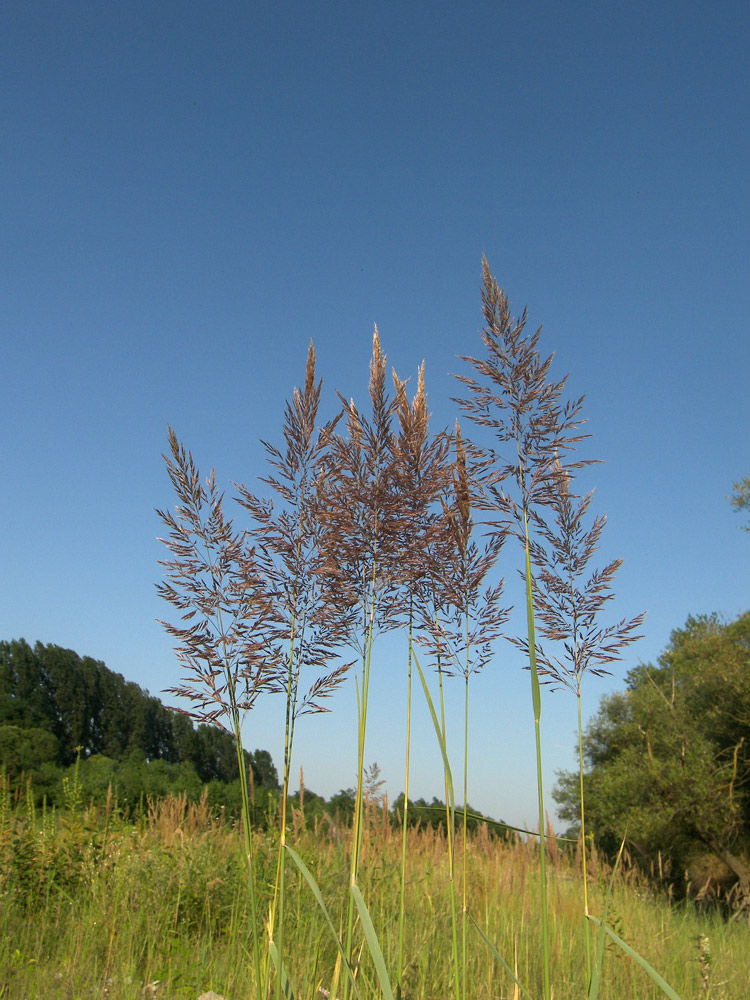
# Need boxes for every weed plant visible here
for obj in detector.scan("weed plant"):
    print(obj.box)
[150,261,694,999]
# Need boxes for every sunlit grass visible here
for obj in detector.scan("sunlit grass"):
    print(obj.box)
[0,793,744,1000]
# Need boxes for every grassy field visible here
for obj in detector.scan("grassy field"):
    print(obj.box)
[6,264,742,1000]
[0,791,745,1000]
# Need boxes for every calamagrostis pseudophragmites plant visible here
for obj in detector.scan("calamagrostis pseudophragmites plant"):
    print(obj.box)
[235,341,355,752]
[455,258,591,1000]
[235,341,356,1000]
[528,465,645,697]
[314,327,401,988]
[390,362,453,988]
[156,429,285,992]
[416,422,509,1000]
[526,461,645,983]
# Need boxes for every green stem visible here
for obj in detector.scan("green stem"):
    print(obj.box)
[343,573,377,1000]
[436,641,461,1000]
[523,509,551,1000]
[577,683,592,987]
[213,585,263,997]
[397,602,414,989]
[462,667,469,1000]
[228,680,263,996]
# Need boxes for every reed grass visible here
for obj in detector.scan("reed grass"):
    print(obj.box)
[0,791,745,1000]
[148,259,709,998]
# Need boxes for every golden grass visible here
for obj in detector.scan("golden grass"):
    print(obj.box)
[1,794,745,1000]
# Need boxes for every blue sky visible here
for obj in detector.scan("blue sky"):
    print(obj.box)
[3,0,748,827]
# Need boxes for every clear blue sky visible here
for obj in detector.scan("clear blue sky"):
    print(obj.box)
[3,0,748,828]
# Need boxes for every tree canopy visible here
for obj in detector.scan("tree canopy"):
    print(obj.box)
[730,476,750,532]
[554,612,750,908]
[0,639,279,805]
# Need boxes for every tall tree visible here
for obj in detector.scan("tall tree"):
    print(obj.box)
[554,612,750,911]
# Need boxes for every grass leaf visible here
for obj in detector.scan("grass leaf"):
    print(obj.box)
[467,912,534,1000]
[285,845,362,1000]
[586,916,684,1000]
[268,940,295,1000]
[412,646,454,810]
[350,882,395,1000]
[588,837,626,1000]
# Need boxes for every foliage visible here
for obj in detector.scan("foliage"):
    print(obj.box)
[554,612,750,908]
[730,475,750,531]
[0,639,279,810]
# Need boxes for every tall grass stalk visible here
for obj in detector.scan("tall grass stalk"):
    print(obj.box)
[314,328,400,994]
[522,508,551,1000]
[157,433,286,993]
[436,636,461,1000]
[456,258,591,1000]
[419,423,507,1000]
[236,341,353,1000]
[345,581,378,987]
[397,604,413,991]
[390,364,451,993]
[528,458,645,990]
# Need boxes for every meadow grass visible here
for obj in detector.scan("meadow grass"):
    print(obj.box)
[0,792,745,1000]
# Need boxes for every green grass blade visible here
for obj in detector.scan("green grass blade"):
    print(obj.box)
[467,912,534,1000]
[268,940,295,1000]
[285,845,362,1000]
[350,882,395,1000]
[586,916,684,1000]
[588,838,626,1000]
[412,646,454,810]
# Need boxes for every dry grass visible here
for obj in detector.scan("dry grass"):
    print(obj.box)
[0,794,746,1000]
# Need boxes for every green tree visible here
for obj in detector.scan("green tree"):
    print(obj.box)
[250,748,279,790]
[554,612,750,908]
[0,639,279,812]
[0,640,58,733]
[327,787,356,823]
[0,725,59,776]
[730,476,750,532]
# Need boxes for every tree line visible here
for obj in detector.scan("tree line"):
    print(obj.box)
[0,638,278,813]
[0,639,503,834]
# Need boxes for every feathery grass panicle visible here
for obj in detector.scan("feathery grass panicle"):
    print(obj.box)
[455,259,598,1000]
[156,429,285,727]
[418,423,509,682]
[235,340,356,721]
[390,362,454,595]
[527,463,646,694]
[316,326,403,649]
[455,257,592,525]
